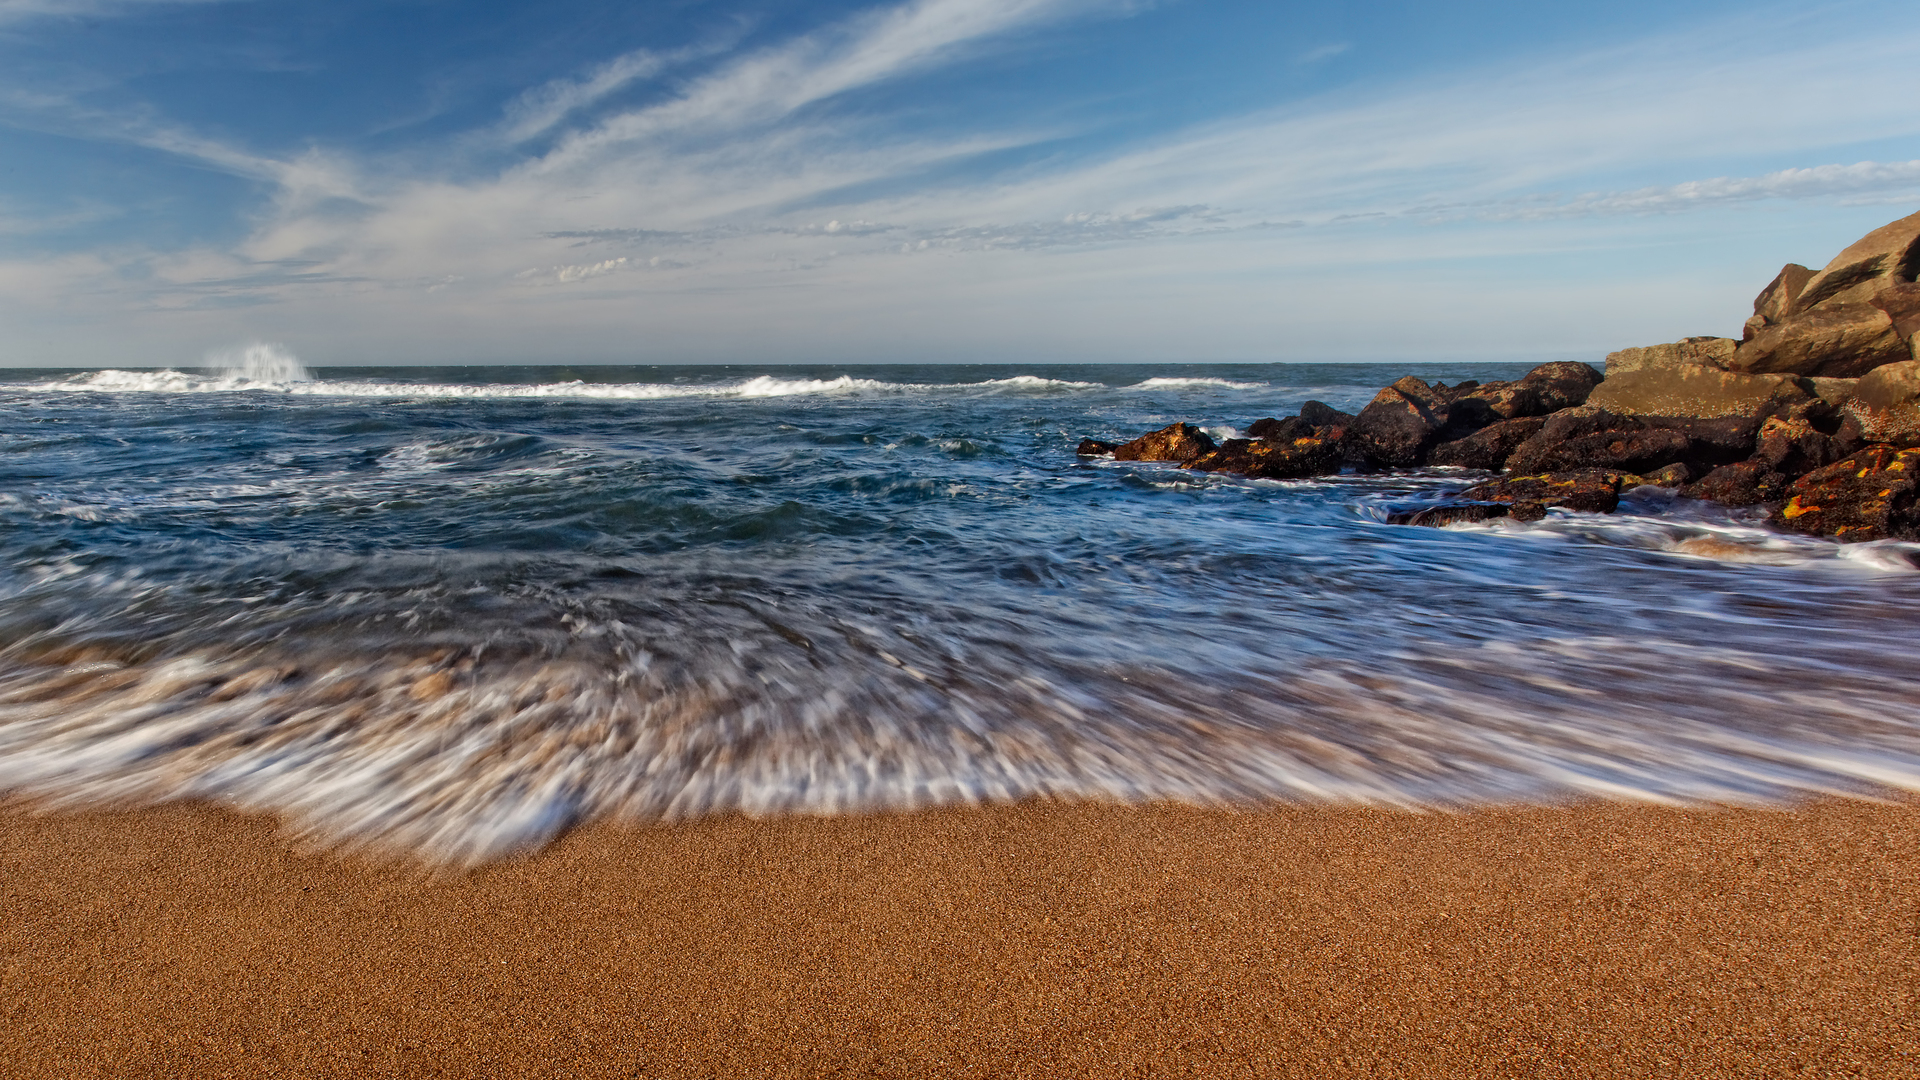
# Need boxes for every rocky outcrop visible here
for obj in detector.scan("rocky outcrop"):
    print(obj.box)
[1726,210,1920,377]
[1585,363,1809,419]
[1770,445,1920,542]
[1429,417,1548,471]
[1351,376,1454,467]
[1184,434,1344,480]
[1457,470,1628,520]
[1077,208,1920,543]
[1605,337,1737,376]
[1110,423,1217,463]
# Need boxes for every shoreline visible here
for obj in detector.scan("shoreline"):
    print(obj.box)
[5,798,1914,1077]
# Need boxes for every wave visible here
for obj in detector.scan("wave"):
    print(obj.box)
[15,370,1111,401]
[1126,377,1268,390]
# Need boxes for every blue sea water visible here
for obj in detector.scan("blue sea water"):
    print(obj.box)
[3,352,1918,862]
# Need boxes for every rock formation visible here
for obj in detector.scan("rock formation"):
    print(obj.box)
[1076,210,1920,542]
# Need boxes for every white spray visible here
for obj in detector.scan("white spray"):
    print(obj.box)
[207,341,311,384]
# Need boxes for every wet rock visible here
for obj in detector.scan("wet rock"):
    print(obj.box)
[1428,416,1548,471]
[1604,337,1738,377]
[1586,362,1811,419]
[1642,462,1694,487]
[1298,400,1356,428]
[1504,407,1696,475]
[1351,376,1449,467]
[1754,415,1845,474]
[1680,461,1792,507]
[1459,470,1626,519]
[1770,445,1920,542]
[1076,438,1119,456]
[1111,423,1217,463]
[1386,504,1511,527]
[1184,435,1343,480]
[1246,416,1311,441]
[1514,361,1605,413]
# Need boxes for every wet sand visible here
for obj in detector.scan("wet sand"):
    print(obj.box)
[3,798,1915,1078]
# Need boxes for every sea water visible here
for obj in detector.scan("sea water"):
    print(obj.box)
[2,354,1917,862]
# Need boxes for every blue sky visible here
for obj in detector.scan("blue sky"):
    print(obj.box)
[1,0,1918,366]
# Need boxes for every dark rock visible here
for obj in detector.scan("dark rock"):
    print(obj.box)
[1386,504,1511,527]
[1770,445,1920,542]
[1505,407,1696,475]
[1428,416,1548,471]
[1246,416,1311,441]
[1297,399,1359,428]
[1111,423,1217,463]
[1514,361,1605,411]
[1076,438,1119,456]
[1459,469,1626,517]
[1754,416,1845,474]
[1681,461,1791,507]
[1513,427,1692,474]
[1298,400,1357,428]
[1642,462,1694,487]
[1184,435,1343,480]
[1351,376,1449,467]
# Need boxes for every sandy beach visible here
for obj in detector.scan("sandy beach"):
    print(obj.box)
[3,798,1914,1078]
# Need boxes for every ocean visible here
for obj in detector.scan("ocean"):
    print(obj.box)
[3,353,1918,863]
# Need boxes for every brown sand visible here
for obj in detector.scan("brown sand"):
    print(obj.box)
[2,799,1916,1078]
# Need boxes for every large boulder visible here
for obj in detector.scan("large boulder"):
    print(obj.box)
[1449,362,1603,425]
[1791,209,1920,313]
[1745,264,1816,337]
[1753,415,1847,475]
[1770,445,1920,542]
[1351,376,1449,467]
[1586,362,1811,418]
[1726,210,1920,377]
[1605,337,1738,377]
[1429,416,1548,471]
[1111,422,1216,463]
[1458,470,1627,520]
[1728,304,1906,377]
[1504,406,1740,476]
[1838,358,1920,446]
[1184,435,1343,480]
[1681,460,1792,507]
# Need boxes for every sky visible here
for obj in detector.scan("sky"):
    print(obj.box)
[1,0,1918,367]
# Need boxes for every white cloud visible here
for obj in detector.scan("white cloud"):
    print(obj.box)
[0,0,231,27]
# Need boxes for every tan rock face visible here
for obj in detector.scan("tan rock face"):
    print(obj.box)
[1603,337,1737,377]
[1729,304,1904,377]
[1792,209,1920,314]
[1586,362,1809,419]
[1751,263,1816,328]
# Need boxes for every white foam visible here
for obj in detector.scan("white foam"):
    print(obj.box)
[14,371,1108,401]
[1126,377,1266,390]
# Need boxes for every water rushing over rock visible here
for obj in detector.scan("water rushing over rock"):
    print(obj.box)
[2,362,1918,863]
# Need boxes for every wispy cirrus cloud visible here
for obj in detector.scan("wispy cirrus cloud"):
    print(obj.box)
[2,0,1918,366]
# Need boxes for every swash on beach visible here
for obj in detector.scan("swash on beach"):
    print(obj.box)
[3,351,1917,863]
